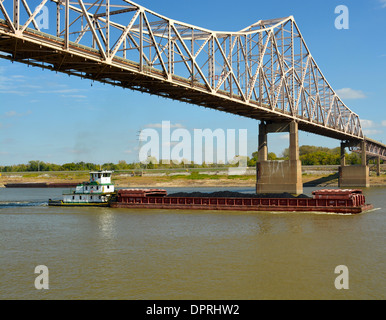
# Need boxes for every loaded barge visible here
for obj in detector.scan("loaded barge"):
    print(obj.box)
[110,188,373,214]
[48,171,373,214]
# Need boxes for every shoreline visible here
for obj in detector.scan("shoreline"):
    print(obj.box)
[1,172,386,188]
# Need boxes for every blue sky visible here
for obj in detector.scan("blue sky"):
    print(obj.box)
[1,0,386,165]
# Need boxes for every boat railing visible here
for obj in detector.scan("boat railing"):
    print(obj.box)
[62,189,76,195]
[62,188,110,195]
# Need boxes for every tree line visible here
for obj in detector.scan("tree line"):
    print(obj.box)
[0,145,374,172]
[246,145,364,167]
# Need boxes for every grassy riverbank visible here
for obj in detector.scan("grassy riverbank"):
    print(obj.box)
[1,170,386,188]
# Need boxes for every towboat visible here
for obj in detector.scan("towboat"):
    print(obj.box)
[48,170,115,207]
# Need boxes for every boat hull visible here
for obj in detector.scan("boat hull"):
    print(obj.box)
[48,200,110,207]
[110,195,374,214]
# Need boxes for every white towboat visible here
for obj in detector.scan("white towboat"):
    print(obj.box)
[48,170,115,207]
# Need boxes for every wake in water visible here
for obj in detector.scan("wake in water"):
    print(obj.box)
[0,201,48,209]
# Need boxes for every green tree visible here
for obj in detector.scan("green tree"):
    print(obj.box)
[268,152,277,160]
[346,152,361,165]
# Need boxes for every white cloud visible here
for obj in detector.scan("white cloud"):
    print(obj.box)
[124,146,139,154]
[145,122,185,129]
[146,123,163,128]
[363,129,383,135]
[38,89,82,94]
[171,123,184,129]
[60,94,87,99]
[336,88,366,100]
[4,110,32,118]
[10,75,26,79]
[361,119,385,136]
[278,133,290,140]
[0,70,45,94]
[380,0,386,8]
[361,119,375,129]
[4,111,17,117]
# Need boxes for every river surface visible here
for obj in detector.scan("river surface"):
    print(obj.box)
[0,186,384,300]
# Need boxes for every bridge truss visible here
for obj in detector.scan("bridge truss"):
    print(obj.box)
[0,0,385,159]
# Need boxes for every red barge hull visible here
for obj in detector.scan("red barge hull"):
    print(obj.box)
[110,189,374,214]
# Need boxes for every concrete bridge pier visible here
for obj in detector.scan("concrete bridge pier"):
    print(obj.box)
[376,156,381,176]
[256,121,303,195]
[339,141,370,188]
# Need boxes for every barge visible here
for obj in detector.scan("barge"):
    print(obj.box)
[110,188,373,214]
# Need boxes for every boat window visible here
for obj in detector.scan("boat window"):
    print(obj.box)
[72,196,75,200]
[99,196,101,199]
[80,196,82,200]
[90,196,93,200]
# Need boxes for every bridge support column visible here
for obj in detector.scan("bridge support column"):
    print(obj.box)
[340,142,346,167]
[377,156,381,176]
[258,122,268,162]
[256,121,303,195]
[339,141,370,188]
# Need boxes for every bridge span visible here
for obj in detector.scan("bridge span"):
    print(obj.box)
[0,0,385,192]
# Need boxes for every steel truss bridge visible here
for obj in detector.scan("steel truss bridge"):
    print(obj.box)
[0,0,385,160]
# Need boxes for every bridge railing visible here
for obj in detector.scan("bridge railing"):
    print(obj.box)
[364,138,386,160]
